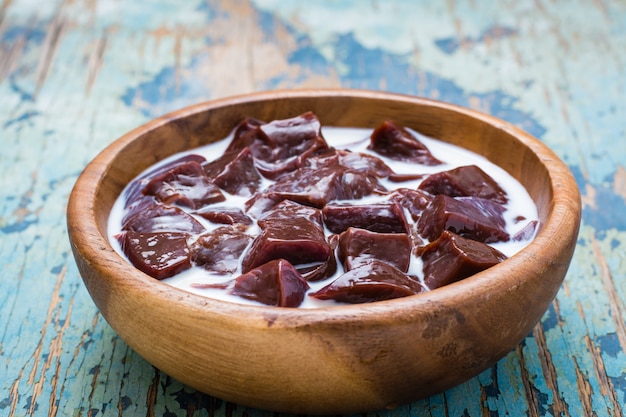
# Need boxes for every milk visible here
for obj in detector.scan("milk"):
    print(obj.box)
[108,126,539,308]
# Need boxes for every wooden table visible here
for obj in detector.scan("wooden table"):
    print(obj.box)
[1,1,624,416]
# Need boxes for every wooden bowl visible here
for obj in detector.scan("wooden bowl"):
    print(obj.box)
[67,89,581,414]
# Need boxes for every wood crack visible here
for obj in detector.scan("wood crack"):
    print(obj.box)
[0,0,12,27]
[25,264,66,415]
[145,368,161,417]
[532,324,570,416]
[573,356,597,417]
[85,32,108,96]
[585,335,624,417]
[0,33,24,84]
[517,342,540,417]
[34,12,67,98]
[591,234,626,352]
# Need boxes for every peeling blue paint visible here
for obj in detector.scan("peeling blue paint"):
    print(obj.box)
[583,183,626,233]
[288,40,330,74]
[50,263,64,274]
[612,374,626,404]
[9,76,35,102]
[482,365,500,397]
[121,67,179,113]
[1,219,37,234]
[542,304,559,331]
[257,8,280,41]
[555,158,624,234]
[119,396,132,410]
[597,333,622,358]
[122,26,547,142]
[3,110,40,129]
[333,32,546,139]
[120,13,546,141]
[569,165,586,192]
[121,54,212,118]
[435,26,517,54]
[24,396,38,412]
[610,238,620,250]
[172,387,221,413]
[0,25,45,45]
[195,0,221,20]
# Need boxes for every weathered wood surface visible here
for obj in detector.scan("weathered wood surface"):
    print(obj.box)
[0,0,624,416]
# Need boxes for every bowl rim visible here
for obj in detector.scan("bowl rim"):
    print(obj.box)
[68,88,581,326]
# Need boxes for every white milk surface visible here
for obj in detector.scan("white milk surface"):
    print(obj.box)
[108,126,539,308]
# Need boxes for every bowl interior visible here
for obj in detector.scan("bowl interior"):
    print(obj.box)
[94,91,553,233]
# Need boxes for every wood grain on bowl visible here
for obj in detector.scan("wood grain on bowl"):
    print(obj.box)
[67,89,581,415]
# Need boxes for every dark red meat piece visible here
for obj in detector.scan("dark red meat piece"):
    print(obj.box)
[124,154,206,208]
[417,195,510,243]
[248,112,331,179]
[190,227,252,274]
[245,164,386,213]
[121,195,157,227]
[143,161,225,209]
[513,220,539,241]
[304,149,393,177]
[337,150,394,177]
[194,206,253,226]
[203,147,261,196]
[322,202,409,234]
[241,201,335,281]
[224,117,265,153]
[122,203,205,234]
[296,253,338,283]
[418,165,508,204]
[116,231,191,280]
[338,228,412,272]
[309,260,422,304]
[231,259,310,307]
[421,230,508,290]
[389,188,432,221]
[257,199,324,227]
[368,121,442,165]
[387,172,426,182]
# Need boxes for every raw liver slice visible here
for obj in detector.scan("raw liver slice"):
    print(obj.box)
[116,231,191,280]
[310,260,422,304]
[191,226,252,274]
[245,112,332,179]
[124,154,206,208]
[203,147,262,196]
[368,120,442,165]
[322,202,409,234]
[231,259,310,307]
[224,117,265,153]
[122,203,205,234]
[389,188,432,221]
[421,230,507,290]
[418,164,508,204]
[143,160,225,209]
[241,201,335,281]
[194,206,253,225]
[417,194,510,243]
[337,227,412,272]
